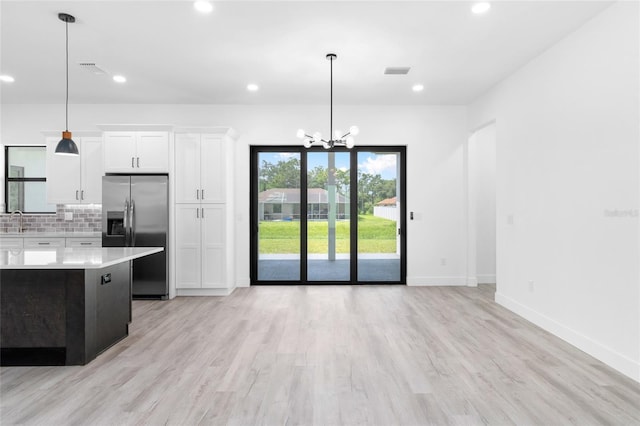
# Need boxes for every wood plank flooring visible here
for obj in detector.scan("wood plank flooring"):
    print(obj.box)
[2,285,640,425]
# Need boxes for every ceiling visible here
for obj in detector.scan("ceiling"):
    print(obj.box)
[0,0,613,105]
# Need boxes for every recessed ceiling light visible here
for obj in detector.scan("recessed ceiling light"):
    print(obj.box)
[471,2,491,14]
[0,75,15,83]
[194,1,213,13]
[412,84,424,92]
[113,75,127,83]
[247,83,259,92]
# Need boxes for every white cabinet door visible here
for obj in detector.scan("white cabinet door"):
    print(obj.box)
[104,132,137,172]
[46,137,82,204]
[174,134,201,203]
[201,205,225,288]
[175,205,202,288]
[135,132,169,172]
[79,137,103,203]
[200,134,225,203]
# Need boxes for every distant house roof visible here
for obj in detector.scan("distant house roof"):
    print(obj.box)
[259,188,349,204]
[376,196,397,206]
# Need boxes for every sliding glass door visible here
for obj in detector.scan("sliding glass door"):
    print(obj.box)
[357,150,401,282]
[307,151,351,281]
[255,151,301,281]
[250,146,405,284]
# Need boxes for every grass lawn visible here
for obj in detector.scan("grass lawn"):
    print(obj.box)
[259,215,397,254]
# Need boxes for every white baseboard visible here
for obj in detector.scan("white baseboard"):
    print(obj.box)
[176,287,236,297]
[477,274,496,284]
[466,276,478,287]
[407,276,467,286]
[496,292,640,383]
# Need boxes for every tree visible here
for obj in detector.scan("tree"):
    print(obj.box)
[307,166,328,189]
[260,157,300,189]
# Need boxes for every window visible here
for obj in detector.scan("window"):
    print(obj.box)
[5,146,55,213]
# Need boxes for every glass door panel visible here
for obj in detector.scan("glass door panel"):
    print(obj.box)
[307,152,351,281]
[357,151,401,282]
[257,152,301,281]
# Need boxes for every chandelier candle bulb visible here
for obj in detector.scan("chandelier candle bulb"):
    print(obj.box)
[346,136,355,149]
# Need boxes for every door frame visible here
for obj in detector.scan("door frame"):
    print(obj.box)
[250,145,406,285]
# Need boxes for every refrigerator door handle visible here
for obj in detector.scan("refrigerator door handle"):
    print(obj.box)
[130,199,136,246]
[124,199,130,246]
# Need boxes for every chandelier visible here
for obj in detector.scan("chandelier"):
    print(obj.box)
[297,53,359,149]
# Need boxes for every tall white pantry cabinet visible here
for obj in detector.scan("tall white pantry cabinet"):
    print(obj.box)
[174,129,236,295]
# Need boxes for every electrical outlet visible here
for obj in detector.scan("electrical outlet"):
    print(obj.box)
[64,212,73,221]
[528,280,534,292]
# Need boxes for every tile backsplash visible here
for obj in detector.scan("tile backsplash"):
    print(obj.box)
[1,205,102,233]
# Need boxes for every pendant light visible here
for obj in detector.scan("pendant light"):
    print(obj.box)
[55,13,79,156]
[297,53,359,149]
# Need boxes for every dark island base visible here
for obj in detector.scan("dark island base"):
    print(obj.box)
[1,348,67,366]
[1,263,131,366]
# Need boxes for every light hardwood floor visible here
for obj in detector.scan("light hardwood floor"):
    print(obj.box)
[2,285,639,425]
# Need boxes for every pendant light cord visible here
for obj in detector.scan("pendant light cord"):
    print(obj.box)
[65,20,69,132]
[329,55,333,143]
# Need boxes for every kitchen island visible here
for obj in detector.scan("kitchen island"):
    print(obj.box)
[0,246,163,366]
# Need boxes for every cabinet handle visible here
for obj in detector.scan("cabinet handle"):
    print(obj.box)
[38,242,50,245]
[201,208,204,218]
[75,190,79,200]
[137,157,140,168]
[196,190,200,200]
[80,242,92,246]
[196,208,199,219]
[81,190,84,200]
[132,157,135,168]
[201,189,205,200]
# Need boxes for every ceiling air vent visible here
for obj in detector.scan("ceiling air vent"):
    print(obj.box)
[78,62,107,75]
[384,67,411,75]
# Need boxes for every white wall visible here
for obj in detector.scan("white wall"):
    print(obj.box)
[468,2,639,382]
[471,123,496,283]
[1,103,469,287]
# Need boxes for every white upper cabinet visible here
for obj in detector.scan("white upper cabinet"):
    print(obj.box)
[175,133,226,204]
[200,134,225,203]
[46,135,103,204]
[174,133,201,203]
[103,131,169,173]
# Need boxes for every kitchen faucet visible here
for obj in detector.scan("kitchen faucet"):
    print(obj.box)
[10,210,24,233]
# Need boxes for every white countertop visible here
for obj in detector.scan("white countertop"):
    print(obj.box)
[0,247,163,269]
[0,232,101,238]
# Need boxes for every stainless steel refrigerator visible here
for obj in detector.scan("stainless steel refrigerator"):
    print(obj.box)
[102,175,169,299]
